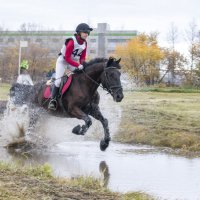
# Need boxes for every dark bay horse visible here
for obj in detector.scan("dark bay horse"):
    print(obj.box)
[10,57,124,151]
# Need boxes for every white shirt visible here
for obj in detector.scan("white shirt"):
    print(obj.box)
[16,74,34,85]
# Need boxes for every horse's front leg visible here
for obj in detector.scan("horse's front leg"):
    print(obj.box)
[68,106,92,135]
[89,103,111,151]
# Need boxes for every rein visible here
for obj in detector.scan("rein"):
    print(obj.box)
[82,65,122,95]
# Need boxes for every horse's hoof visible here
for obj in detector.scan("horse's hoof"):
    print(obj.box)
[72,125,81,135]
[100,139,109,151]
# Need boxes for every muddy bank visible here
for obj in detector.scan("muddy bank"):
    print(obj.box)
[0,168,118,200]
[0,162,152,200]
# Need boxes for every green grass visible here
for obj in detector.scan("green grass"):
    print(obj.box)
[114,91,200,153]
[0,162,53,178]
[124,192,154,200]
[0,83,10,100]
[131,87,200,93]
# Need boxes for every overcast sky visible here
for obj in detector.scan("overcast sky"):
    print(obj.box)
[0,0,200,52]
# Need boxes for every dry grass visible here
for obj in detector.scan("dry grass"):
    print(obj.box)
[0,162,154,200]
[0,83,10,100]
[114,91,200,153]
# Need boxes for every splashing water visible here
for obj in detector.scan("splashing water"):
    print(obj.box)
[0,100,30,146]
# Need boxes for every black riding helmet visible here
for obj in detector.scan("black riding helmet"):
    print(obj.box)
[76,23,93,35]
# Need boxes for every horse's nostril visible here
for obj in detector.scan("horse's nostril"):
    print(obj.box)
[116,93,124,101]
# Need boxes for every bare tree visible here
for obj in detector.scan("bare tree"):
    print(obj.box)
[167,22,179,84]
[185,20,198,74]
[18,23,44,33]
[159,48,187,85]
[167,22,178,50]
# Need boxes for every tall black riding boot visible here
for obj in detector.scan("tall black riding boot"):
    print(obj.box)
[48,85,59,110]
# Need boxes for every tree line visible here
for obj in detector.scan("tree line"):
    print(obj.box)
[115,21,200,87]
[0,43,55,83]
[0,22,200,87]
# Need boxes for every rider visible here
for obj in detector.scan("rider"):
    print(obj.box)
[16,59,34,86]
[48,23,93,110]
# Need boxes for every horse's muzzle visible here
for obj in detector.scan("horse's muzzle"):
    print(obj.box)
[113,91,124,102]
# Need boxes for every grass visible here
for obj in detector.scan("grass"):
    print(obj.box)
[0,161,154,200]
[114,91,200,153]
[0,83,10,100]
[132,87,200,93]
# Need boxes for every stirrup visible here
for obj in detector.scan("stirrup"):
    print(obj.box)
[48,99,57,111]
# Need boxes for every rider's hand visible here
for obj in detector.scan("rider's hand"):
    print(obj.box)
[78,64,84,70]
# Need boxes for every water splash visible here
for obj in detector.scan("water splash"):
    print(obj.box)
[0,100,30,147]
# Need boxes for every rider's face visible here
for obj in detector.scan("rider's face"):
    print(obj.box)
[80,32,89,40]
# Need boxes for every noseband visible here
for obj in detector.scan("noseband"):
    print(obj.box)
[103,67,122,96]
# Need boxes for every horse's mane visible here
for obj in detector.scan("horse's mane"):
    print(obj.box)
[83,58,107,69]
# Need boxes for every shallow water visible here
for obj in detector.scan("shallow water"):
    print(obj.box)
[1,141,200,200]
[1,91,200,200]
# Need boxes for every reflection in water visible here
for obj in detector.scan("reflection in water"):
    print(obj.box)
[99,161,110,188]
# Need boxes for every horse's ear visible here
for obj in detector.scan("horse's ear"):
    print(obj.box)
[106,57,114,67]
[116,58,121,64]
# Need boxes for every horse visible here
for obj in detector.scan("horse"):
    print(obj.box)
[10,57,124,151]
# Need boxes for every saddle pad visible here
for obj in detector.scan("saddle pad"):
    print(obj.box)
[44,75,72,98]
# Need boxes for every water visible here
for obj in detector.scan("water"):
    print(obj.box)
[1,141,200,200]
[1,91,200,200]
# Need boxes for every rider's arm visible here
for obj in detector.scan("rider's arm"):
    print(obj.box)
[65,40,79,67]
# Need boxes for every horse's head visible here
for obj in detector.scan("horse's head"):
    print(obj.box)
[101,57,124,102]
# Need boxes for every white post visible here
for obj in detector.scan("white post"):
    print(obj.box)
[18,45,21,75]
[18,41,28,75]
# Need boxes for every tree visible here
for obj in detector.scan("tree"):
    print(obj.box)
[18,23,44,33]
[185,20,198,74]
[167,22,178,51]
[0,43,55,83]
[115,33,163,85]
[193,42,200,86]
[0,45,19,82]
[166,23,179,84]
[160,48,187,85]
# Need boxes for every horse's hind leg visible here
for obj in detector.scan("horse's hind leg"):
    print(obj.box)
[89,103,111,151]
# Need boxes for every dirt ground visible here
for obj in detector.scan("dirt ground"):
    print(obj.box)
[0,168,121,200]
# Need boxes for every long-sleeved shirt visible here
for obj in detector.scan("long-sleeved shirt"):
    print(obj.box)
[65,35,87,68]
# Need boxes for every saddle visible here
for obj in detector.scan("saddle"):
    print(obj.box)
[44,74,73,99]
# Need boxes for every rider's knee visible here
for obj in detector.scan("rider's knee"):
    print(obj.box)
[55,80,61,88]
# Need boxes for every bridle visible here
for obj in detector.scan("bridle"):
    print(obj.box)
[103,67,122,96]
[82,64,122,96]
